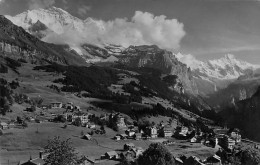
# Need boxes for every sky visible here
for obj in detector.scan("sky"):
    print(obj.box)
[0,0,260,64]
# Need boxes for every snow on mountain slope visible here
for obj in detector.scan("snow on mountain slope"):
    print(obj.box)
[5,7,84,34]
[176,53,260,80]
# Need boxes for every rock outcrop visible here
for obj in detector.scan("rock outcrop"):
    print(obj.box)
[119,45,198,95]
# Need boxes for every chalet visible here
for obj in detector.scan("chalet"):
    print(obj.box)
[160,126,173,137]
[104,151,119,160]
[174,157,184,165]
[21,151,47,165]
[126,129,136,137]
[0,122,8,129]
[134,133,142,140]
[130,147,144,157]
[184,156,205,165]
[86,123,96,129]
[83,134,92,140]
[80,156,95,165]
[71,112,90,124]
[120,151,135,161]
[204,155,222,165]
[228,128,241,143]
[124,143,135,151]
[146,126,158,138]
[109,113,126,128]
[114,135,121,141]
[219,135,235,151]
[119,134,128,140]
[50,102,62,108]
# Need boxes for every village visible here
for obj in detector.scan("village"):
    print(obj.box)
[0,100,250,165]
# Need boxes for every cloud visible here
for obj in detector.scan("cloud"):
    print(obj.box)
[43,11,186,51]
[175,52,202,69]
[77,5,91,17]
[0,0,5,5]
[28,0,55,10]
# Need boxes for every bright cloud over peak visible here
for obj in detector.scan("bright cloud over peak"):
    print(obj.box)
[43,11,186,50]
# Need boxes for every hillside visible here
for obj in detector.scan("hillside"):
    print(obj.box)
[219,86,260,141]
[0,15,86,65]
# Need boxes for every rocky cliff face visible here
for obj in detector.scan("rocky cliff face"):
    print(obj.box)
[220,86,260,141]
[119,45,198,95]
[0,15,86,65]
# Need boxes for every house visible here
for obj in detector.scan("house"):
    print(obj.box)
[219,135,236,151]
[124,143,135,151]
[71,112,90,124]
[120,151,135,161]
[0,122,8,129]
[160,126,173,137]
[146,126,157,138]
[119,134,128,140]
[190,136,198,143]
[126,129,136,137]
[109,113,127,128]
[50,102,62,108]
[177,126,189,136]
[134,133,142,140]
[83,134,92,140]
[130,147,144,157]
[104,151,119,160]
[174,157,184,165]
[86,123,96,129]
[204,155,222,165]
[21,151,47,165]
[114,135,121,141]
[184,156,205,165]
[80,156,95,165]
[228,128,241,143]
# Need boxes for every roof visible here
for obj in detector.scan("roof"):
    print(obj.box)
[106,151,118,156]
[125,143,135,147]
[0,122,8,126]
[174,157,183,163]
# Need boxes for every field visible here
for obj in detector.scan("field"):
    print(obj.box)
[0,120,218,165]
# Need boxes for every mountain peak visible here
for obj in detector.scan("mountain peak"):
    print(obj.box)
[224,54,235,60]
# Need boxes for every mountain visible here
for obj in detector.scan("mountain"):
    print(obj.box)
[118,45,198,95]
[5,7,84,34]
[176,53,260,96]
[219,86,260,141]
[191,54,259,80]
[0,15,86,65]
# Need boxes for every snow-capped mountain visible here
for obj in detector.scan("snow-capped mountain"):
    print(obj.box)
[5,7,85,34]
[177,53,260,80]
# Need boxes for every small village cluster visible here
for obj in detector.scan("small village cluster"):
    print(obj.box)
[0,101,243,165]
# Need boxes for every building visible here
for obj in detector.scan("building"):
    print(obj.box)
[126,129,136,137]
[160,126,173,137]
[71,112,90,124]
[0,122,8,130]
[130,147,144,158]
[50,102,62,108]
[219,135,236,151]
[21,151,47,165]
[109,113,127,128]
[80,156,95,165]
[228,128,241,143]
[146,126,158,138]
[83,134,92,140]
[124,143,135,151]
[104,151,119,160]
[134,133,142,140]
[174,157,184,165]
[204,155,222,165]
[114,135,121,141]
[184,156,205,165]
